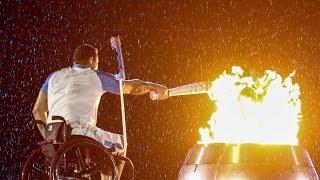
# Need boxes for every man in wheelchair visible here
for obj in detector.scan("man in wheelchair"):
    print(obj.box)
[32,43,168,179]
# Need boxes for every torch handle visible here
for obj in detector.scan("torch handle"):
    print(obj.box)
[110,36,127,151]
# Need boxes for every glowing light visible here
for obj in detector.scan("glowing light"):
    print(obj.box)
[196,147,205,164]
[199,66,302,145]
[185,172,202,180]
[232,144,241,163]
[296,174,309,180]
[228,175,246,180]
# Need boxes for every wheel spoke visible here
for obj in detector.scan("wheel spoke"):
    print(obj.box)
[22,147,50,180]
[31,165,47,174]
[75,147,86,173]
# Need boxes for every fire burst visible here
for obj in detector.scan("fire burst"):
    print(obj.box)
[199,66,302,145]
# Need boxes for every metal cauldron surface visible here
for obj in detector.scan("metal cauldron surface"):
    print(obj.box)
[178,143,318,180]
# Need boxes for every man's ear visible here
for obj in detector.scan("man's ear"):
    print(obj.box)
[89,57,94,65]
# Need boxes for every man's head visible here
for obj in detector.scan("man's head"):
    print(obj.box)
[73,44,99,70]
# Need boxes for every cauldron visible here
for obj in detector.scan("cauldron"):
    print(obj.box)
[178,143,318,180]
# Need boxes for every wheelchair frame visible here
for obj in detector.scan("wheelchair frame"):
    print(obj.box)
[21,117,134,180]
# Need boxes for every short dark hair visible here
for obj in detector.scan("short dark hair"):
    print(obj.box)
[73,44,98,64]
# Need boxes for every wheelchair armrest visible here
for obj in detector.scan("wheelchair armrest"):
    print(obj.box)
[51,116,67,124]
[30,120,47,128]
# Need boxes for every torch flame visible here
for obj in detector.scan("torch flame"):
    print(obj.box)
[200,66,302,145]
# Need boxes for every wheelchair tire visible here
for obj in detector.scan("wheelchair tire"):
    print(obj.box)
[50,135,118,180]
[21,146,49,180]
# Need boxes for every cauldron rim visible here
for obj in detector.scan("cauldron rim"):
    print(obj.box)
[184,143,312,167]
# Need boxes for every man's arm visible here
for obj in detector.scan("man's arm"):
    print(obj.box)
[96,72,168,99]
[32,90,48,139]
[123,79,168,99]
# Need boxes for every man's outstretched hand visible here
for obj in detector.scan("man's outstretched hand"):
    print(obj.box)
[123,79,168,100]
[150,84,169,100]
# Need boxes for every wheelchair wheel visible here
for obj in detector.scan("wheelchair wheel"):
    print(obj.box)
[21,146,49,180]
[50,135,118,180]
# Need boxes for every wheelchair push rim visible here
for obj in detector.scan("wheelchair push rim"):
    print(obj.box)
[21,146,50,180]
[50,136,118,180]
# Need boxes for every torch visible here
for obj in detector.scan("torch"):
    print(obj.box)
[150,81,212,100]
[110,36,127,151]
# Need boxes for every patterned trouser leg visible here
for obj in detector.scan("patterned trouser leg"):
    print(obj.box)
[71,125,125,155]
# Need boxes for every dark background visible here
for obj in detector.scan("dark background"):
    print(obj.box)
[1,0,320,179]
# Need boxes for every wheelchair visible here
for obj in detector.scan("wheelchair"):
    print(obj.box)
[21,116,134,180]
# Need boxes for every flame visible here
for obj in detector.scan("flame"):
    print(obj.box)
[199,66,302,145]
